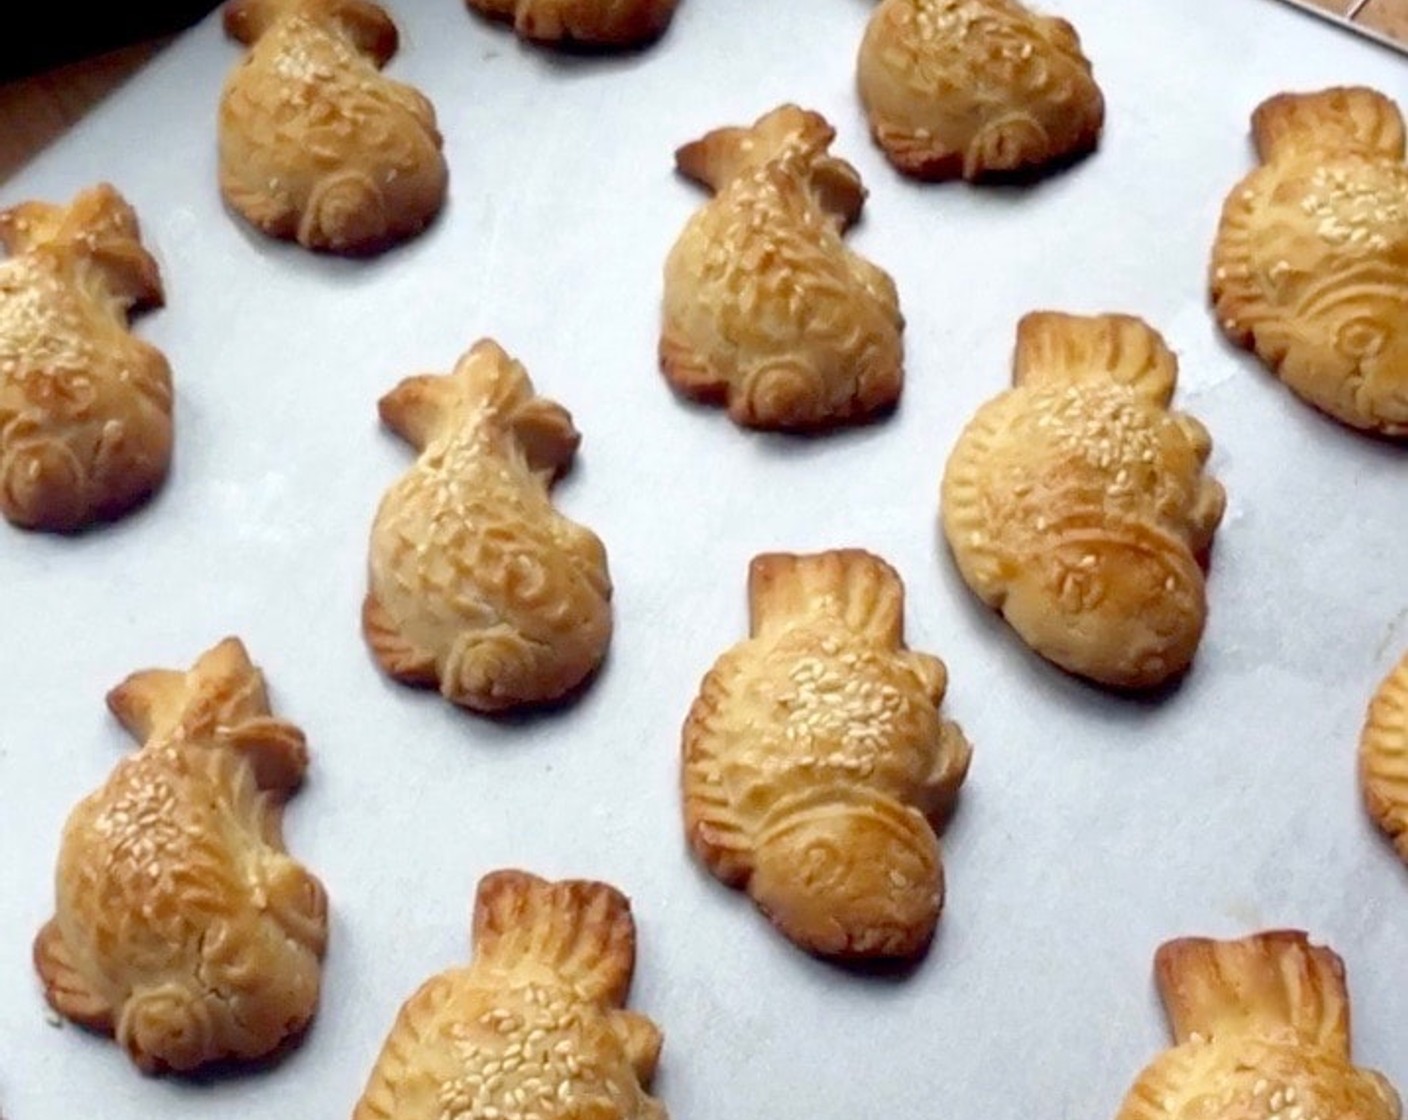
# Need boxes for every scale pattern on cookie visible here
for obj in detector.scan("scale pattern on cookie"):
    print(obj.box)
[219,0,448,253]
[0,184,171,531]
[1115,932,1402,1120]
[683,549,971,959]
[661,104,904,430]
[857,0,1104,180]
[1212,86,1408,435]
[941,312,1226,688]
[35,639,328,1073]
[353,871,666,1120]
[365,339,612,712]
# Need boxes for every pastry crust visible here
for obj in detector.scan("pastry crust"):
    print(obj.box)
[1361,649,1408,866]
[353,870,667,1120]
[1211,87,1408,435]
[219,0,448,254]
[682,549,971,960]
[365,339,612,712]
[1115,931,1402,1120]
[0,184,171,532]
[940,312,1226,689]
[467,0,679,47]
[35,638,328,1074]
[857,0,1104,181]
[660,104,904,431]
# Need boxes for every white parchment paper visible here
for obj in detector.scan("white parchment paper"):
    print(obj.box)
[0,1,1404,1116]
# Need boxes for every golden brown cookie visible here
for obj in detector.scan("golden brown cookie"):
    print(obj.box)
[661,104,904,431]
[941,312,1226,689]
[856,0,1104,181]
[1361,648,1408,866]
[35,638,328,1074]
[0,184,171,532]
[1212,87,1408,435]
[682,550,971,960]
[1115,932,1402,1120]
[353,871,666,1120]
[365,339,612,713]
[467,0,679,46]
[219,0,448,253]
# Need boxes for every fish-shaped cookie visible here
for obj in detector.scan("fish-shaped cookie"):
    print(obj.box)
[941,312,1226,689]
[35,638,328,1073]
[1362,648,1408,868]
[682,549,971,960]
[353,870,666,1120]
[467,0,679,47]
[1212,86,1408,435]
[219,0,448,253]
[857,0,1104,181]
[365,339,612,713]
[1115,932,1402,1120]
[0,183,171,532]
[661,104,904,431]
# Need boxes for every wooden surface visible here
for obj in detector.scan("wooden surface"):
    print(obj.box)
[0,40,168,187]
[1289,0,1408,42]
[1361,0,1408,37]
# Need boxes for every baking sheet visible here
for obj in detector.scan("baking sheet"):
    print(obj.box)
[1,0,1405,1115]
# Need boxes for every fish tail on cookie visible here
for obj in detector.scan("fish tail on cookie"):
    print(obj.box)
[1013,311,1178,405]
[747,549,903,644]
[472,871,637,1006]
[675,104,839,193]
[225,0,399,60]
[106,637,281,748]
[0,184,162,309]
[224,0,302,44]
[454,339,581,478]
[378,371,459,450]
[675,125,753,192]
[1252,87,1406,163]
[1154,931,1350,1057]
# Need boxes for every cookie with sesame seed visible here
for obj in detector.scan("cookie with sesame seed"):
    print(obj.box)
[365,339,612,713]
[0,183,171,532]
[856,0,1105,181]
[219,0,448,254]
[941,312,1226,690]
[1211,86,1408,436]
[1361,648,1408,868]
[660,104,905,431]
[354,871,666,1120]
[682,549,971,960]
[467,0,679,47]
[1115,931,1401,1120]
[35,638,328,1074]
